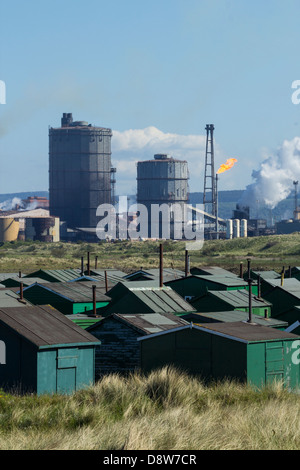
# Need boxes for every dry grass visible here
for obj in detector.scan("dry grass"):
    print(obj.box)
[1,235,300,275]
[0,367,300,450]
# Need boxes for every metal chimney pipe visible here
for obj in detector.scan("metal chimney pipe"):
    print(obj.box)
[257,274,261,298]
[87,252,90,276]
[104,270,108,293]
[247,278,253,324]
[289,266,292,278]
[185,250,189,277]
[95,256,98,269]
[20,282,24,301]
[159,244,163,288]
[19,270,22,278]
[239,262,243,279]
[247,258,251,279]
[81,257,84,276]
[92,285,97,316]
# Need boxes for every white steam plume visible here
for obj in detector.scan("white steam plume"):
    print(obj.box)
[239,137,300,210]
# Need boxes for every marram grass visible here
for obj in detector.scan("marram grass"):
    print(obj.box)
[0,367,300,450]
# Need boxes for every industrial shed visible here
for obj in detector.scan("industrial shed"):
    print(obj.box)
[0,305,100,394]
[190,290,272,317]
[87,312,188,378]
[102,283,196,316]
[139,322,300,389]
[19,282,110,315]
[165,275,257,302]
[181,311,288,330]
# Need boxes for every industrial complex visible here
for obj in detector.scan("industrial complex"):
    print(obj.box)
[1,113,300,243]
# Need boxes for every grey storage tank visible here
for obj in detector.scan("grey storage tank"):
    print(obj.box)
[136,154,189,239]
[49,113,114,229]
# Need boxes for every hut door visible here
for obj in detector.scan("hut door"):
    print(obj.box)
[265,342,284,385]
[57,368,76,394]
[56,348,78,394]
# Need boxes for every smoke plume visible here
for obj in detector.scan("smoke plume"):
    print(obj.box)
[239,137,300,210]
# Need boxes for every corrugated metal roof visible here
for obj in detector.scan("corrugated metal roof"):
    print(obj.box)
[0,290,32,308]
[0,273,19,282]
[89,312,189,335]
[191,266,238,277]
[138,321,300,343]
[203,290,271,307]
[251,270,281,279]
[22,282,111,303]
[23,269,82,282]
[181,311,287,327]
[0,305,100,347]
[197,321,300,342]
[2,277,50,287]
[262,278,300,291]
[129,286,194,313]
[85,269,126,282]
[195,275,249,286]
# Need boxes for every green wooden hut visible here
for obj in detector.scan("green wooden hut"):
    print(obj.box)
[165,275,257,302]
[139,322,300,389]
[0,305,100,394]
[260,278,300,297]
[20,282,110,315]
[263,285,300,318]
[190,290,272,317]
[102,283,196,316]
[273,306,300,334]
[87,312,188,378]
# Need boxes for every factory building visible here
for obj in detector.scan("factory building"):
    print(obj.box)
[136,154,189,239]
[49,113,116,234]
[0,208,60,242]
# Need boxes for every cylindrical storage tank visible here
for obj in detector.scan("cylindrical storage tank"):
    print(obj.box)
[49,113,113,229]
[226,219,233,239]
[233,219,240,238]
[136,154,189,239]
[0,218,19,242]
[240,219,248,238]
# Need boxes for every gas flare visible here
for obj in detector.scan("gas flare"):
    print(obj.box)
[217,158,237,174]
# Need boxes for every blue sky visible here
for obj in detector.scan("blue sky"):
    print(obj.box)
[1,0,300,201]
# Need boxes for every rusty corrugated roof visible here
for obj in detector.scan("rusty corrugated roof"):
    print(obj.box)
[0,305,100,347]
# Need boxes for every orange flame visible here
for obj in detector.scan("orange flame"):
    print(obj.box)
[217,158,237,174]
